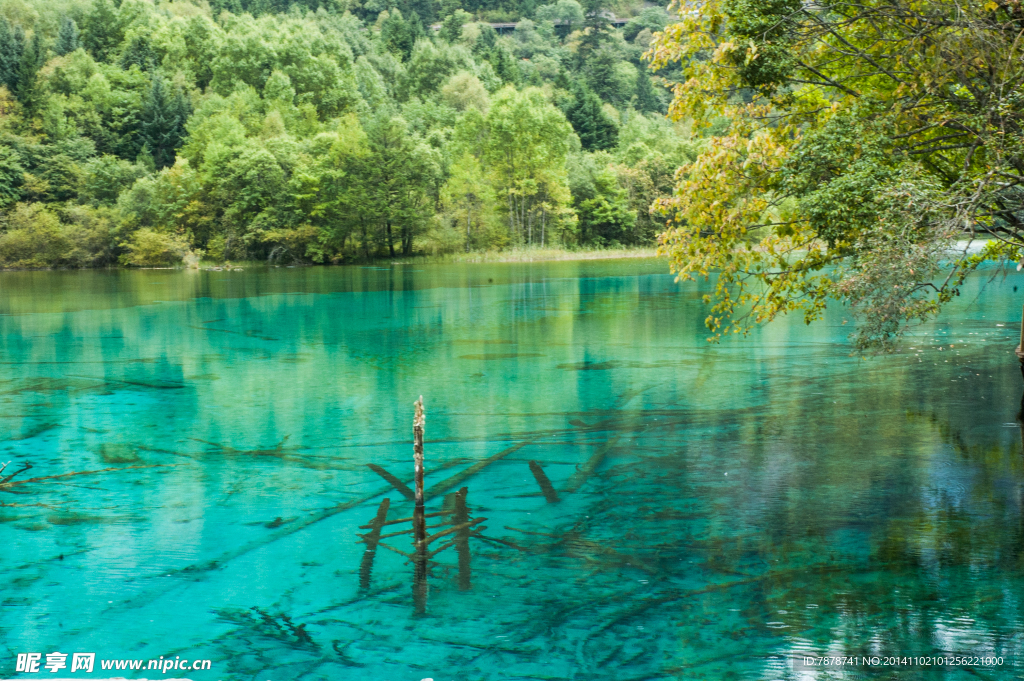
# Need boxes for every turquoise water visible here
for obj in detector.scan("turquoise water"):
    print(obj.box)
[1,260,1023,680]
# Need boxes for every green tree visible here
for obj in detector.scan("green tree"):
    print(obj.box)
[564,80,616,151]
[441,71,490,112]
[568,152,635,245]
[487,43,520,86]
[0,203,72,268]
[55,17,81,57]
[622,8,668,43]
[575,0,612,64]
[353,113,436,256]
[632,64,659,113]
[472,86,575,244]
[79,154,145,206]
[14,31,43,106]
[139,75,191,170]
[438,10,471,44]
[119,35,156,72]
[584,46,632,106]
[402,39,473,100]
[0,144,24,208]
[0,20,24,93]
[380,10,422,62]
[649,0,1024,352]
[442,152,502,251]
[535,0,584,37]
[82,0,123,62]
[285,116,367,261]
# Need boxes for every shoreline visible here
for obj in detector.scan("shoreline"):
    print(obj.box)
[399,246,659,264]
[0,247,661,272]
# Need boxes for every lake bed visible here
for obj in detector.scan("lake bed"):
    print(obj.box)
[2,259,1022,680]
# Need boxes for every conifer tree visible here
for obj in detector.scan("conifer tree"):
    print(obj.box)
[554,68,571,92]
[55,17,80,56]
[0,20,24,93]
[633,64,659,113]
[565,80,617,150]
[584,46,618,104]
[139,76,191,169]
[576,0,612,64]
[438,10,470,44]
[380,10,421,61]
[83,0,123,62]
[489,45,520,85]
[14,32,43,106]
[120,35,156,71]
[400,0,438,27]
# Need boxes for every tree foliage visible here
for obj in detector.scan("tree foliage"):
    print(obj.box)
[0,0,684,268]
[649,0,1024,351]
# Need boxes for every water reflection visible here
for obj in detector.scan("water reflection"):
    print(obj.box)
[1,260,1022,679]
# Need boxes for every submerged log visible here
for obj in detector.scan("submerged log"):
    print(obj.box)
[528,461,559,502]
[424,440,533,500]
[358,498,390,590]
[0,464,171,490]
[562,436,621,494]
[366,464,415,501]
[453,487,472,590]
[360,510,448,528]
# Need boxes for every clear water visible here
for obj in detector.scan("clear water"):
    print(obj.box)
[1,261,1023,681]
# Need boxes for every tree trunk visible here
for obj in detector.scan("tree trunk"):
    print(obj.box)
[508,193,516,242]
[386,220,395,258]
[528,204,533,246]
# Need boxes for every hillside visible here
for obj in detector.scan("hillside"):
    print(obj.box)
[0,0,699,266]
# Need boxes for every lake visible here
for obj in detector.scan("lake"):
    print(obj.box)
[1,259,1022,680]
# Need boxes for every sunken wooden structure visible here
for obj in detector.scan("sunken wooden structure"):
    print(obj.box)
[357,397,489,614]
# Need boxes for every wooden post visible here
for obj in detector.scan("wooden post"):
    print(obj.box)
[453,487,471,590]
[358,498,390,590]
[412,396,428,614]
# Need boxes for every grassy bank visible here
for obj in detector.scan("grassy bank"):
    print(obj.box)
[193,246,661,269]
[0,246,660,271]
[401,246,659,264]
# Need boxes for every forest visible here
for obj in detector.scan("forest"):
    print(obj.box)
[0,0,700,267]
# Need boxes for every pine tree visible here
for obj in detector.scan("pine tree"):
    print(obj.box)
[400,0,438,27]
[554,68,571,92]
[490,45,520,86]
[633,66,660,114]
[565,81,617,151]
[380,10,420,61]
[55,17,80,56]
[0,20,24,93]
[119,35,156,71]
[577,0,612,64]
[139,76,191,170]
[438,10,470,44]
[14,32,43,107]
[83,0,123,62]
[584,47,619,104]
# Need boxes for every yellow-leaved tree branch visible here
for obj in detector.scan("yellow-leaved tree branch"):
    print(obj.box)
[646,0,1024,351]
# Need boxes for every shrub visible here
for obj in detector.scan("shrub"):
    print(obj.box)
[62,205,121,266]
[0,203,72,268]
[119,229,190,266]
